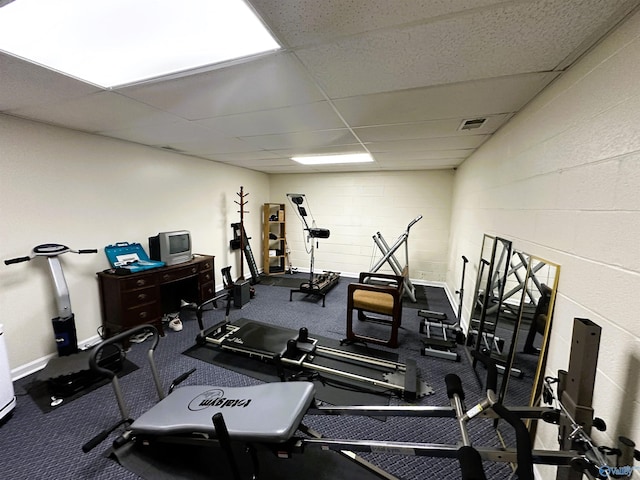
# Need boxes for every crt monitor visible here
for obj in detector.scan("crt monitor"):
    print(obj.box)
[149,230,192,266]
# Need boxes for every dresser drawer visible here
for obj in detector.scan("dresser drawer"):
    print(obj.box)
[199,269,213,284]
[122,286,157,308]
[159,264,199,283]
[122,275,157,291]
[123,303,161,326]
[201,258,213,271]
[200,282,215,301]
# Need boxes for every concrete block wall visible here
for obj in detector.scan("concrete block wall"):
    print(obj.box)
[448,9,640,477]
[268,170,454,281]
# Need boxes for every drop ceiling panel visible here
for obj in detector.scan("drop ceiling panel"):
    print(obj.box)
[333,72,559,127]
[200,150,283,162]
[240,128,360,150]
[368,135,488,153]
[353,115,511,142]
[0,52,100,111]
[208,157,294,168]
[373,149,474,162]
[294,0,635,98]
[375,159,463,170]
[119,52,325,120]
[7,91,179,133]
[250,0,505,48]
[195,101,346,137]
[99,119,227,145]
[164,136,262,155]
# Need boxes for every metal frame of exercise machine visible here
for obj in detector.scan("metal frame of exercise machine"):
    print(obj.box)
[419,255,468,361]
[286,193,339,307]
[83,319,637,480]
[369,215,422,302]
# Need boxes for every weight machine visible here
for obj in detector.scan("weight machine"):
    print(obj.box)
[286,193,339,307]
[83,318,639,480]
[194,316,432,401]
[370,215,422,302]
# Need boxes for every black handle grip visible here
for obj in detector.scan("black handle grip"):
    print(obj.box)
[78,249,98,254]
[471,350,498,393]
[4,256,30,265]
[172,368,196,386]
[82,418,131,453]
[445,373,465,400]
[457,446,487,480]
[168,368,197,394]
[82,430,109,453]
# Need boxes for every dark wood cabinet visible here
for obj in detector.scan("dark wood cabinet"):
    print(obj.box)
[97,255,215,338]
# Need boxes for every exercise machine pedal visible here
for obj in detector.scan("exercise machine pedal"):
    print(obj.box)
[418,310,462,362]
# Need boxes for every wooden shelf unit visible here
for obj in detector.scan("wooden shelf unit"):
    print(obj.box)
[263,203,287,275]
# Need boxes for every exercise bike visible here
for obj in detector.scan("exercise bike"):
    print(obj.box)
[4,244,121,398]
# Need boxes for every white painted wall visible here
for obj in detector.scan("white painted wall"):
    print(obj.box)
[269,171,453,281]
[448,9,640,477]
[0,115,269,373]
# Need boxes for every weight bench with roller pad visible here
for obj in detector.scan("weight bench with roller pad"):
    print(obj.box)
[83,324,626,480]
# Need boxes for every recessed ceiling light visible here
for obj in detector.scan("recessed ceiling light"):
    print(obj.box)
[291,153,374,165]
[0,0,280,88]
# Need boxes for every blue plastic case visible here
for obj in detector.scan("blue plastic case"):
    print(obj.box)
[104,242,165,273]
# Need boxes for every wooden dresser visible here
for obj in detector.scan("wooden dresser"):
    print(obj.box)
[97,255,215,338]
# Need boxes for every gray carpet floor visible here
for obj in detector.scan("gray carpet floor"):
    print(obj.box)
[2,273,526,479]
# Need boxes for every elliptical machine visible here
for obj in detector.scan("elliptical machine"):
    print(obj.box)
[5,244,121,399]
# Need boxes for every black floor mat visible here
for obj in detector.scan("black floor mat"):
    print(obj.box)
[259,274,313,288]
[111,437,388,480]
[26,359,138,413]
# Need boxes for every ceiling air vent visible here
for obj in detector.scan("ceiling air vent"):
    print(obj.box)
[458,118,487,131]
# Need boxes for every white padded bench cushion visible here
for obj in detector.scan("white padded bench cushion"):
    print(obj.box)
[130,382,315,443]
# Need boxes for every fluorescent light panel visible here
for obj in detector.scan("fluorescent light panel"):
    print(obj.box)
[0,0,280,88]
[291,153,374,165]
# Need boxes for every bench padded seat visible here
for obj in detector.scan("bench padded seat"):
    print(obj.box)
[131,382,315,443]
[353,289,395,315]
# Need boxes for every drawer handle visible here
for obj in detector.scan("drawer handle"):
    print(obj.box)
[191,267,197,274]
[203,273,211,281]
[137,293,147,301]
[136,279,146,287]
[163,274,171,281]
[204,263,211,269]
[139,311,148,319]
